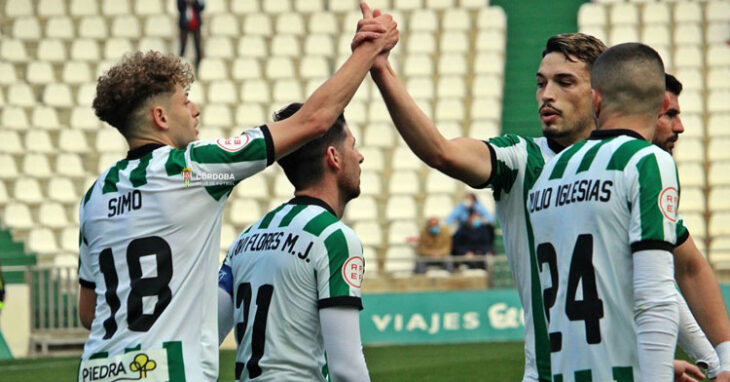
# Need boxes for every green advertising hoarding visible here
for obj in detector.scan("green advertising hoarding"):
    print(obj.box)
[361,284,730,346]
[360,289,525,345]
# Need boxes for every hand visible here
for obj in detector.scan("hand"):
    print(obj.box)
[712,370,730,381]
[674,360,705,382]
[351,2,399,56]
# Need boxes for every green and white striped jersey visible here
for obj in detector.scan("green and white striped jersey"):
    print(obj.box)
[527,129,681,382]
[221,197,364,382]
[78,126,273,382]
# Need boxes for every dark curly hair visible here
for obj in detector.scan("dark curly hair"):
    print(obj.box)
[92,51,194,136]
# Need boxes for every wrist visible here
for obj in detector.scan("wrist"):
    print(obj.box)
[717,341,730,372]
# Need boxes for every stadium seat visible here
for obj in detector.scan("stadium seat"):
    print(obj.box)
[294,0,323,13]
[24,131,54,154]
[0,62,18,85]
[403,55,434,76]
[70,39,100,62]
[266,57,295,79]
[197,127,224,142]
[435,99,465,121]
[708,114,730,138]
[273,79,303,103]
[2,106,30,129]
[33,40,66,64]
[75,84,96,109]
[346,196,379,221]
[233,173,268,200]
[59,130,90,154]
[679,187,704,213]
[0,131,23,154]
[235,104,266,127]
[709,187,730,211]
[469,120,500,139]
[641,3,670,25]
[641,25,670,47]
[198,58,228,81]
[45,17,75,40]
[145,15,174,38]
[610,3,638,26]
[392,146,423,171]
[12,17,41,40]
[39,202,69,229]
[710,212,730,236]
[359,147,385,173]
[471,98,501,121]
[389,170,420,195]
[231,57,262,81]
[386,195,417,220]
[229,199,263,226]
[139,37,168,53]
[423,193,455,218]
[271,35,300,57]
[409,9,438,32]
[134,0,162,15]
[679,90,704,114]
[678,162,705,188]
[70,0,98,16]
[394,0,421,10]
[112,16,141,38]
[263,0,291,13]
[407,32,436,54]
[208,81,238,104]
[442,9,471,31]
[3,203,34,230]
[437,76,466,99]
[674,68,703,92]
[353,221,383,248]
[406,77,434,100]
[364,123,396,148]
[426,0,454,9]
[472,75,504,99]
[709,91,730,113]
[359,171,383,197]
[31,107,59,130]
[707,44,730,67]
[706,1,730,22]
[309,12,338,34]
[367,101,391,124]
[388,220,419,245]
[438,54,467,76]
[243,14,272,36]
[276,12,305,35]
[231,0,259,14]
[102,0,129,15]
[27,62,56,85]
[475,30,506,53]
[708,68,730,90]
[674,138,704,163]
[14,178,44,204]
[27,228,59,256]
[0,181,8,206]
[578,3,606,28]
[679,113,703,139]
[5,0,32,17]
[710,162,730,187]
[63,61,92,84]
[55,153,87,179]
[97,153,123,174]
[440,31,469,54]
[220,224,237,251]
[71,107,101,130]
[425,170,457,194]
[674,24,703,47]
[240,80,271,103]
[477,7,507,31]
[1,39,28,63]
[674,2,702,24]
[474,52,504,75]
[79,16,108,39]
[273,172,295,197]
[383,245,416,276]
[201,105,232,127]
[578,26,607,45]
[48,178,79,205]
[238,36,268,58]
[461,0,486,9]
[609,25,639,46]
[299,56,330,79]
[304,34,334,57]
[0,155,19,179]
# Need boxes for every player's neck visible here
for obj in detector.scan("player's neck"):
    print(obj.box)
[597,113,656,142]
[293,185,344,218]
[126,133,177,151]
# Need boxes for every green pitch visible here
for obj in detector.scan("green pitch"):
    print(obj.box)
[0,342,702,381]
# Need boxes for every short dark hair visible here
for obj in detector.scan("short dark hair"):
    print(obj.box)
[542,33,608,70]
[274,103,348,190]
[665,73,683,96]
[591,43,665,117]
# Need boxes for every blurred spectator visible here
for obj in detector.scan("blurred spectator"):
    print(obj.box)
[445,193,494,228]
[414,217,453,274]
[177,0,205,72]
[452,210,495,270]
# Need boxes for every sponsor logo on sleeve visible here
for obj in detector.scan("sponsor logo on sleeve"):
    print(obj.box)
[342,256,364,288]
[659,187,678,222]
[216,135,250,152]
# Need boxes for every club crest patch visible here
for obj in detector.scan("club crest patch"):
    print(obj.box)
[216,135,250,152]
[342,256,364,288]
[658,187,678,222]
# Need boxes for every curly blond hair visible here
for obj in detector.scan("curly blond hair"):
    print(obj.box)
[92,51,194,135]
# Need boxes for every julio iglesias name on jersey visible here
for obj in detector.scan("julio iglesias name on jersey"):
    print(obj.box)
[230,230,315,263]
[528,179,613,213]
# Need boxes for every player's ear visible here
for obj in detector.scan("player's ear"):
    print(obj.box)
[151,105,169,131]
[659,92,670,117]
[325,146,341,171]
[591,89,602,119]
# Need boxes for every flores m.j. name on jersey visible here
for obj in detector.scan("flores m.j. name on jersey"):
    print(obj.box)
[78,127,273,382]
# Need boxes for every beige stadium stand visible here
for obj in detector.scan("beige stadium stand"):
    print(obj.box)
[674,68,702,91]
[44,17,74,41]
[56,153,87,179]
[439,54,467,76]
[263,0,291,13]
[610,3,638,26]
[472,74,503,98]
[12,17,41,41]
[578,3,606,27]
[403,54,434,77]
[39,203,69,229]
[71,107,101,130]
[369,0,391,10]
[674,138,704,163]
[97,153,124,174]
[14,179,44,205]
[1,39,29,63]
[346,196,379,221]
[275,13,305,35]
[102,0,130,15]
[475,30,506,53]
[59,130,90,154]
[0,155,19,179]
[208,81,238,104]
[26,62,56,85]
[436,121,464,140]
[220,224,237,251]
[236,36,267,58]
[680,113,703,139]
[394,0,422,11]
[708,137,730,162]
[443,9,471,31]
[360,171,383,197]
[145,15,175,39]
[309,11,339,35]
[70,0,99,16]
[273,172,294,197]
[3,203,34,230]
[364,122,396,148]
[709,187,730,211]
[406,77,434,100]
[707,22,730,45]
[79,16,108,40]
[24,131,54,154]
[0,62,17,85]
[229,199,263,226]
[231,57,262,80]
[37,40,67,62]
[384,245,416,276]
[3,106,30,129]
[678,90,704,114]
[409,9,438,32]
[435,99,465,121]
[135,0,163,15]
[198,58,228,81]
[477,7,506,31]
[678,187,704,213]
[235,104,266,127]
[706,1,730,22]
[609,25,639,46]
[63,61,92,85]
[230,0,259,14]
[642,3,670,25]
[427,0,456,9]
[425,170,457,194]
[138,37,168,53]
[578,26,607,45]
[678,162,705,188]
[440,31,469,54]
[197,127,225,142]
[60,227,79,252]
[353,221,384,248]
[471,98,501,121]
[707,44,730,67]
[386,195,417,220]
[5,0,33,17]
[95,129,128,152]
[388,170,420,195]
[710,212,730,237]
[474,52,505,75]
[423,194,455,218]
[708,68,730,90]
[70,39,101,62]
[392,146,423,171]
[362,246,379,277]
[233,173,268,200]
[0,132,23,154]
[438,76,466,99]
[265,57,295,79]
[201,104,232,127]
[299,56,330,79]
[407,32,436,55]
[240,80,270,103]
[31,107,60,130]
[710,163,730,187]
[77,83,97,107]
[0,182,8,206]
[674,2,703,24]
[243,13,272,36]
[271,35,300,57]
[47,178,79,205]
[27,228,59,256]
[303,34,334,57]
[367,101,391,123]
[387,220,419,245]
[641,25,670,48]
[112,15,141,39]
[675,23,703,47]
[294,0,323,13]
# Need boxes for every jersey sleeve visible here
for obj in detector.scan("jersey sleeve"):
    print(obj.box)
[316,226,364,310]
[482,134,526,199]
[628,149,681,252]
[78,225,97,289]
[675,215,690,247]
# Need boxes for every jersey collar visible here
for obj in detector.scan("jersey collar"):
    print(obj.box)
[126,143,166,160]
[588,129,645,141]
[288,195,337,217]
[546,138,567,154]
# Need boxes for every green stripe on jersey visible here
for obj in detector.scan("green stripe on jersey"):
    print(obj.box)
[165,148,186,176]
[576,138,614,173]
[487,134,524,201]
[303,211,339,236]
[163,341,186,382]
[676,218,687,239]
[549,140,587,180]
[522,138,552,382]
[102,160,129,194]
[190,139,267,164]
[324,229,350,297]
[259,205,286,229]
[612,366,635,382]
[204,184,233,201]
[574,369,593,382]
[130,152,153,187]
[489,134,521,148]
[83,180,97,206]
[606,139,651,171]
[279,205,307,228]
[636,154,665,241]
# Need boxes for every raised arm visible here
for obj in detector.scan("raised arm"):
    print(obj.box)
[320,307,370,381]
[267,3,398,161]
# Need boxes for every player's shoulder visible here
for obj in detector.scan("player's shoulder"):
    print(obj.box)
[488,133,527,148]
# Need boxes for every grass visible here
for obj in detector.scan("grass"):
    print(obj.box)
[0,341,702,381]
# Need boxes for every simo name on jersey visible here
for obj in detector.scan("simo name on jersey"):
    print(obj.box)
[528,179,613,213]
[230,230,315,263]
[108,190,142,218]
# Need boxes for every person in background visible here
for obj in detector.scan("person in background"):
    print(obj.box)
[451,211,494,270]
[445,193,494,228]
[414,217,453,274]
[177,0,204,72]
